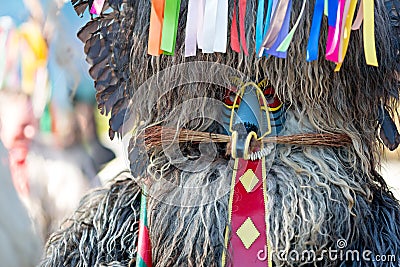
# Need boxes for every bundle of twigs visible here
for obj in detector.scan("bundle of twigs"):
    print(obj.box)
[141,126,352,150]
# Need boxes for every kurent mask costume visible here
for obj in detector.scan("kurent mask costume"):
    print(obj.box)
[42,0,400,266]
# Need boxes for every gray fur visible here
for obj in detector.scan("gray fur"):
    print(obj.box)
[41,0,400,266]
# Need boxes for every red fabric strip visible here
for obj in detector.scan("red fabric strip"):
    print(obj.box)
[238,0,249,55]
[138,221,152,267]
[228,159,269,266]
[230,0,241,53]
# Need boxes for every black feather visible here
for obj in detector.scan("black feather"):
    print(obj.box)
[378,106,400,151]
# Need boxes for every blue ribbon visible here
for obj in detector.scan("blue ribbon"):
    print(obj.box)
[266,0,292,58]
[261,0,275,56]
[256,0,275,57]
[256,0,265,53]
[263,0,275,37]
[307,0,324,61]
[328,0,338,26]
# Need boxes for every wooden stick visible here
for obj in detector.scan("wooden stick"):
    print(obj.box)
[141,126,352,149]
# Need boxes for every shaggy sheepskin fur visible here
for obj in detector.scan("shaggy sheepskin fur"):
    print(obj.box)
[41,0,400,266]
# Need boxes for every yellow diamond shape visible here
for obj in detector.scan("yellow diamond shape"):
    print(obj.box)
[239,169,259,193]
[236,217,260,249]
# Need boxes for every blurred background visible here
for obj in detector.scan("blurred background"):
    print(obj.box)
[0,1,126,266]
[0,1,399,266]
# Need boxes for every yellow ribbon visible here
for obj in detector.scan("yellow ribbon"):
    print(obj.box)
[363,0,378,66]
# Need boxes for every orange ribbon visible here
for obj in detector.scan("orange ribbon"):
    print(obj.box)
[148,0,165,56]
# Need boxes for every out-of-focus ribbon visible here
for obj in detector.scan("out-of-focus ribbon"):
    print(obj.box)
[324,0,329,15]
[148,0,166,56]
[306,0,324,61]
[89,0,105,15]
[19,21,48,95]
[161,0,181,55]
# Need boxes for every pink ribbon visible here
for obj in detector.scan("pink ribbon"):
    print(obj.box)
[326,0,346,62]
[352,1,363,30]
[90,0,105,15]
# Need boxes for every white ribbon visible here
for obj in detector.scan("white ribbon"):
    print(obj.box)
[185,0,199,57]
[213,0,228,53]
[202,0,219,53]
[197,0,206,50]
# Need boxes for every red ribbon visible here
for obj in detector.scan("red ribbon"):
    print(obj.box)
[239,0,249,55]
[230,0,241,53]
[222,158,271,266]
[231,0,248,55]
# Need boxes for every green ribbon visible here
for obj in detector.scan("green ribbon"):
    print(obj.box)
[161,0,181,55]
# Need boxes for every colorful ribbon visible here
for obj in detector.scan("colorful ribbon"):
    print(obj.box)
[184,0,199,57]
[324,0,329,16]
[197,0,206,50]
[202,0,219,53]
[256,0,266,54]
[328,0,339,26]
[276,0,306,52]
[231,0,241,53]
[136,190,152,267]
[185,0,228,56]
[148,0,165,56]
[239,0,249,55]
[335,0,358,71]
[222,158,272,267]
[231,0,248,54]
[337,0,352,62]
[363,0,378,66]
[146,0,379,70]
[261,0,275,57]
[160,0,181,55]
[352,1,363,30]
[326,0,346,62]
[89,0,105,15]
[307,0,325,61]
[214,0,229,53]
[259,0,291,57]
